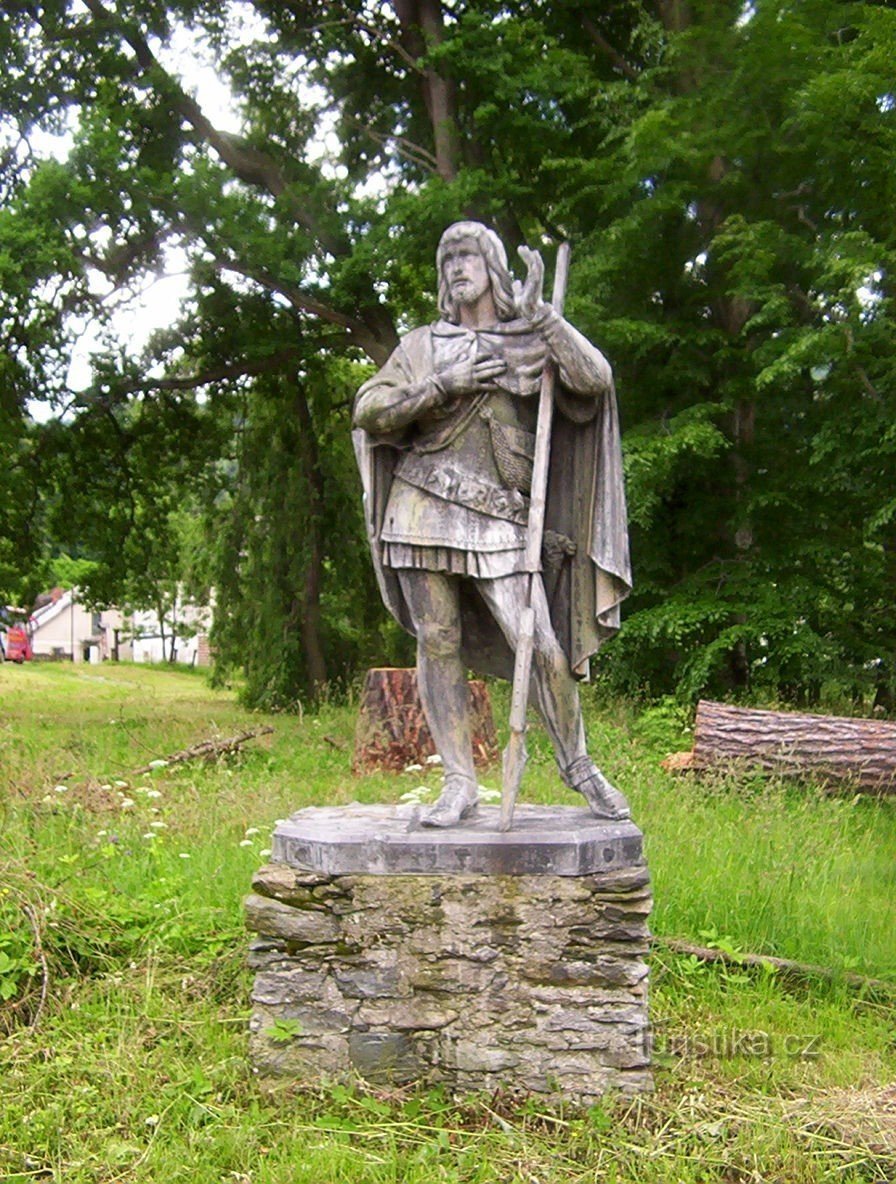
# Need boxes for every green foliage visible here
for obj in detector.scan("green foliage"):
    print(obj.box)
[0,897,37,1006]
[1,1,896,706]
[206,357,401,708]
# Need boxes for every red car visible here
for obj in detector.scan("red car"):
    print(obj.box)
[3,623,33,663]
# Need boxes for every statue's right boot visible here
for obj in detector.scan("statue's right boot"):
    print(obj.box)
[565,756,631,821]
[419,774,479,828]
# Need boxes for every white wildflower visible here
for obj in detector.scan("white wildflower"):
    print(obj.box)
[178,853,191,860]
[259,848,272,859]
[113,780,129,789]
[244,827,261,836]
[403,763,424,774]
[239,839,253,847]
[477,786,502,803]
[148,759,169,770]
[400,786,432,803]
[145,789,162,799]
[120,798,136,810]
[53,785,67,793]
[150,821,167,829]
[424,754,442,766]
[142,832,157,840]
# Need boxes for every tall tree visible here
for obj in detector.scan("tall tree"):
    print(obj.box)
[0,0,893,706]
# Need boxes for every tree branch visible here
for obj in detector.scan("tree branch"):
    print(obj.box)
[117,346,350,396]
[284,7,425,76]
[659,936,896,996]
[74,225,174,286]
[211,254,393,363]
[578,13,640,81]
[343,114,440,173]
[77,0,347,258]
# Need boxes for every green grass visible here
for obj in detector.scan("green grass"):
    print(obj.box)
[1,663,894,1182]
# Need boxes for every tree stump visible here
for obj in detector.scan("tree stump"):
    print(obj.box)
[689,699,896,793]
[353,667,498,774]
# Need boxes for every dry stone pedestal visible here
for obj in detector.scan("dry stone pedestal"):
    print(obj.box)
[246,804,652,1104]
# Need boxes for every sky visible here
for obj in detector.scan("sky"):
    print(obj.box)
[26,19,261,415]
[26,14,358,418]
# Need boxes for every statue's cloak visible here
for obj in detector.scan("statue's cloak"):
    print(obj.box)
[353,320,631,681]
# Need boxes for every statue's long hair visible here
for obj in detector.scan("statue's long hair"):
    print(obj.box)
[436,221,517,323]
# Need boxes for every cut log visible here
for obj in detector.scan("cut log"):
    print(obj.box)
[353,667,498,774]
[688,700,896,793]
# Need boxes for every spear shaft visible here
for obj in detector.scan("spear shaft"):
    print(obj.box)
[499,243,571,832]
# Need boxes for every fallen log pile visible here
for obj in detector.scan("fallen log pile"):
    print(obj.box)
[664,700,896,794]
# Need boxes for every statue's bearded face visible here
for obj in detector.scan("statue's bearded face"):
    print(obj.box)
[440,237,491,308]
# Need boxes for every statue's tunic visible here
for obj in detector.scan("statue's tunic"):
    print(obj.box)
[353,311,632,679]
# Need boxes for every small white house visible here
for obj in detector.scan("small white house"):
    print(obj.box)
[128,599,213,667]
[29,589,129,663]
[25,588,213,666]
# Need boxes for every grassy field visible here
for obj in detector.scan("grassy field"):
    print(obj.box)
[1,662,894,1183]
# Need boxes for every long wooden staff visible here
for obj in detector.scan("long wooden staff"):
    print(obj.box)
[500,242,571,832]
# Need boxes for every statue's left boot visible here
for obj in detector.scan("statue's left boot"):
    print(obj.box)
[565,756,631,821]
[419,774,479,828]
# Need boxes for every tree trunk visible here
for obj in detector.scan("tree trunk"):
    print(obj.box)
[690,699,896,792]
[353,667,499,773]
[167,592,179,662]
[157,603,168,664]
[292,378,328,694]
[393,0,460,181]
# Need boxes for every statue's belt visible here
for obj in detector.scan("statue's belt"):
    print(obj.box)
[394,453,530,526]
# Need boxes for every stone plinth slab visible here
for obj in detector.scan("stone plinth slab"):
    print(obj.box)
[248,803,652,1104]
[271,803,644,877]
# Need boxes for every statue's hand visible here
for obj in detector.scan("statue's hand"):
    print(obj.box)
[436,355,507,397]
[514,246,545,321]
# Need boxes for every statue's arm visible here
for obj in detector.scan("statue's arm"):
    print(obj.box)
[534,307,613,399]
[514,246,612,403]
[353,329,506,436]
[353,335,446,436]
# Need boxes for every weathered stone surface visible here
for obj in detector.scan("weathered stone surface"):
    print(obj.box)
[333,964,405,999]
[348,1032,421,1083]
[249,1025,350,1079]
[244,893,339,945]
[453,1042,521,1073]
[252,864,337,905]
[358,1001,458,1031]
[251,968,328,1005]
[271,804,645,878]
[248,853,652,1104]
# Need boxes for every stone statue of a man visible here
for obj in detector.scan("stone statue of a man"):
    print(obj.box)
[353,221,632,827]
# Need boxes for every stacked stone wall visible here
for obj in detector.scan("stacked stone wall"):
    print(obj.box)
[246,861,651,1102]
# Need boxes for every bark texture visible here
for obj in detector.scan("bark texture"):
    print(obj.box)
[353,666,498,773]
[692,699,896,793]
